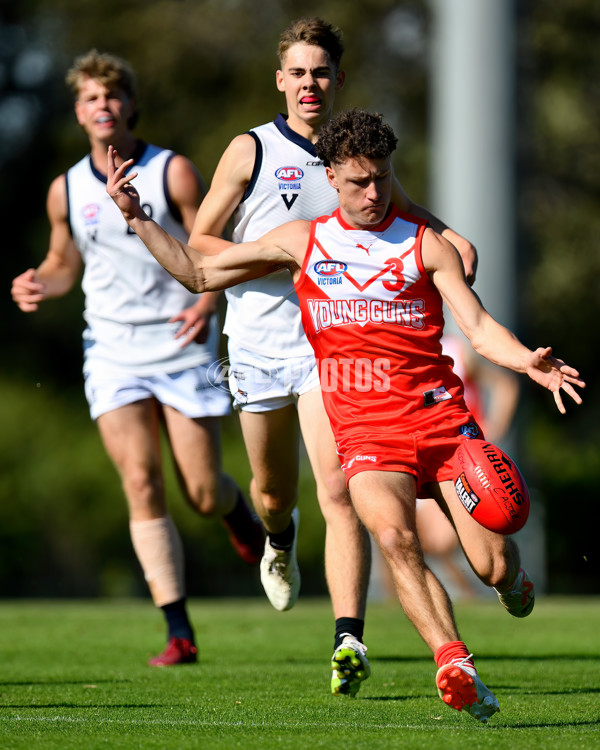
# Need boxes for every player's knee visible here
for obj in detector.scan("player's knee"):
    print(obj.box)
[315,463,351,512]
[252,476,297,517]
[186,483,220,516]
[472,536,519,587]
[317,480,352,517]
[376,525,422,567]
[259,491,297,519]
[123,465,164,514]
[476,554,514,588]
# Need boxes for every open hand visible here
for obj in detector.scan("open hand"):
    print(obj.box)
[106,145,141,222]
[526,346,585,413]
[170,306,212,347]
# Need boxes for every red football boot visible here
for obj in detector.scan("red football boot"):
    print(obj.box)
[436,655,500,723]
[222,496,265,566]
[148,637,197,667]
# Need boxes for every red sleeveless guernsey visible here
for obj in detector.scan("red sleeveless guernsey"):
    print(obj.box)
[294,205,480,489]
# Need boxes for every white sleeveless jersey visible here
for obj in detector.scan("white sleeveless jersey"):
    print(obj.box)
[225,115,339,357]
[66,142,218,375]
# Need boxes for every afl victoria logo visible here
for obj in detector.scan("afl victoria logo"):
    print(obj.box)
[83,203,101,225]
[314,260,347,277]
[275,166,304,181]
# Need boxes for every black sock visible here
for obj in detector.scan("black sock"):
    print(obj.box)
[162,598,194,642]
[223,492,251,523]
[268,515,296,551]
[334,617,365,651]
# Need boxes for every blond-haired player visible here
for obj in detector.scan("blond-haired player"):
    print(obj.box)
[11,50,264,667]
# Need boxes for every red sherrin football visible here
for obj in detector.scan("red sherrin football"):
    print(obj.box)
[452,440,530,534]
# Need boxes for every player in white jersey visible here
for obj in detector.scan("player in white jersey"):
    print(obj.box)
[187,18,479,696]
[106,107,584,721]
[11,50,264,667]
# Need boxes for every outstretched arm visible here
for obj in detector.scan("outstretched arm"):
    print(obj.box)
[425,229,585,413]
[107,146,303,292]
[107,146,226,291]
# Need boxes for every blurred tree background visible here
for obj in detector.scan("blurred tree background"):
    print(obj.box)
[0,0,597,599]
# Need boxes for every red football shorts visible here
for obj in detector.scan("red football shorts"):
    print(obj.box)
[338,408,483,496]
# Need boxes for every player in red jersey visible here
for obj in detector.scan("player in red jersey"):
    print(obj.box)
[189,18,479,699]
[106,108,584,721]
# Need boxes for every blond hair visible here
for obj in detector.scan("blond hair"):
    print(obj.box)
[66,49,138,128]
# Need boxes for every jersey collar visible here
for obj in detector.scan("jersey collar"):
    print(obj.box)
[88,140,148,183]
[334,204,399,232]
[273,114,318,157]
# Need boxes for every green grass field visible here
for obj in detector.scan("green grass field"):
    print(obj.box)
[0,597,598,749]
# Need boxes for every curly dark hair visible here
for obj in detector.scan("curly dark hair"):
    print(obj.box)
[316,108,397,166]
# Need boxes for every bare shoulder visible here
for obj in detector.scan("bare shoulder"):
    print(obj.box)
[191,133,258,237]
[167,153,204,185]
[421,226,463,273]
[225,132,257,159]
[46,174,68,220]
[215,132,257,184]
[206,133,256,192]
[166,153,206,210]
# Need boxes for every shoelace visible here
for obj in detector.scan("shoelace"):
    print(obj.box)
[449,652,475,671]
[337,637,367,658]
